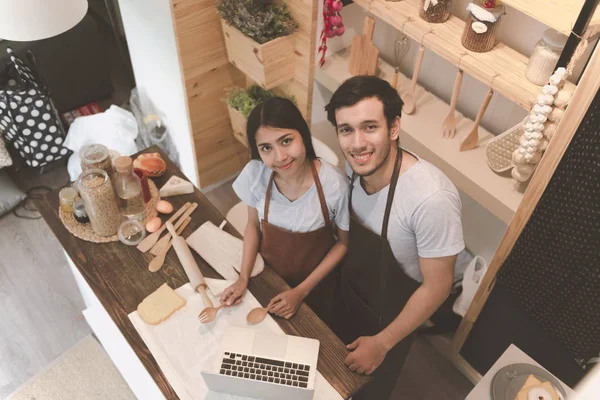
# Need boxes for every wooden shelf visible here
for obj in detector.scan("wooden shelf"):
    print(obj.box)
[351,0,542,110]
[315,47,524,224]
[499,0,600,37]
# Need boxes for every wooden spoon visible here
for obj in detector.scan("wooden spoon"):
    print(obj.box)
[246,306,271,325]
[148,217,191,272]
[460,87,494,152]
[402,45,425,115]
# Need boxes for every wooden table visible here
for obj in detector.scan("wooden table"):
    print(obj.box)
[34,146,368,399]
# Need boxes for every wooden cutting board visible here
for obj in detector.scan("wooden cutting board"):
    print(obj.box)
[349,17,379,76]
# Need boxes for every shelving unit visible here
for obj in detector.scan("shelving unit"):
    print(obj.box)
[351,0,561,110]
[315,47,523,224]
[500,0,600,36]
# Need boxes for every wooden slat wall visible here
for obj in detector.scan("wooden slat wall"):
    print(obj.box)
[171,0,249,188]
[170,0,318,188]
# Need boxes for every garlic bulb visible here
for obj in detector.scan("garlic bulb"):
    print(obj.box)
[548,107,564,122]
[554,88,574,108]
[512,167,532,182]
[513,149,526,164]
[537,94,554,106]
[516,163,536,175]
[539,138,549,151]
[549,75,562,86]
[544,122,557,139]
[543,84,559,96]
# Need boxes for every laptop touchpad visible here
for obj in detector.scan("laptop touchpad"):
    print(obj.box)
[253,332,288,359]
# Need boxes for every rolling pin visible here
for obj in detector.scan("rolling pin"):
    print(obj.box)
[165,221,213,308]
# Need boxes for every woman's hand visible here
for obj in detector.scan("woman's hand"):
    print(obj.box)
[268,288,306,319]
[220,277,248,307]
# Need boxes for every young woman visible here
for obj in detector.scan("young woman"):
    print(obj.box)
[220,97,349,322]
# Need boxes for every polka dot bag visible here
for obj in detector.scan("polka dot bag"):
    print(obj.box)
[0,48,70,169]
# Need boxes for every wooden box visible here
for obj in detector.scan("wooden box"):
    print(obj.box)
[220,19,296,89]
[228,106,249,148]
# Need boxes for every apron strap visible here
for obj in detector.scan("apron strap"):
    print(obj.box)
[382,148,403,239]
[310,160,331,225]
[264,160,330,225]
[348,146,403,239]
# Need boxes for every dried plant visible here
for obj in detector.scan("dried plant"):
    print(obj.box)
[223,85,295,118]
[217,0,298,44]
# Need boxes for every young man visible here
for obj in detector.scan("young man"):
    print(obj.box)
[326,75,467,399]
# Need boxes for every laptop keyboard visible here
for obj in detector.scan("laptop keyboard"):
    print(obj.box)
[219,352,310,388]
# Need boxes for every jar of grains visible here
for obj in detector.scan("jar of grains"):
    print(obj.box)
[461,2,504,53]
[80,144,114,177]
[78,168,121,236]
[419,0,453,23]
[525,30,567,85]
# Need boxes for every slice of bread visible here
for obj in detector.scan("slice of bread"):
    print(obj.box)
[138,283,186,325]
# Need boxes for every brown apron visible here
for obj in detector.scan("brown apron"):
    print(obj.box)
[260,160,337,324]
[334,149,420,400]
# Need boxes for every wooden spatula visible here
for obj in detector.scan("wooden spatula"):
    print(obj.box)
[460,88,494,152]
[349,17,379,76]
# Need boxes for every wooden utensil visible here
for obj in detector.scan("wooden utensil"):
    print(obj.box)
[349,17,379,76]
[246,307,271,325]
[148,217,191,273]
[442,69,464,139]
[165,221,213,308]
[136,202,191,253]
[198,305,223,324]
[460,87,494,152]
[402,45,425,115]
[150,202,198,255]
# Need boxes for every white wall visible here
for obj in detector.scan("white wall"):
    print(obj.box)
[310,1,571,264]
[116,0,198,185]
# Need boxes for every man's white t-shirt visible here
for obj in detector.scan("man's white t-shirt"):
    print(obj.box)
[233,159,350,232]
[347,150,468,283]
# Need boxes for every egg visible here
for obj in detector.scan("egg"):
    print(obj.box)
[156,200,174,214]
[146,217,162,233]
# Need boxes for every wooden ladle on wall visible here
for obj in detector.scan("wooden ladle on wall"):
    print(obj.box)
[402,44,425,115]
[460,87,494,151]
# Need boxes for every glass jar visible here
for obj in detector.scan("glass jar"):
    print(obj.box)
[80,144,114,177]
[59,187,79,213]
[419,0,453,23]
[118,220,146,246]
[525,29,567,86]
[113,156,145,221]
[78,168,121,236]
[461,3,504,53]
[73,198,89,223]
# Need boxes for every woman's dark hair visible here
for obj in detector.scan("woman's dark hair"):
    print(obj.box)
[246,97,317,160]
[325,75,403,129]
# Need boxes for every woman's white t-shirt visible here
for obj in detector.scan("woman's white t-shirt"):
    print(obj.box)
[233,159,350,232]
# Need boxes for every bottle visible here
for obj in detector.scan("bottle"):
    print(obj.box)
[525,29,568,86]
[113,156,145,221]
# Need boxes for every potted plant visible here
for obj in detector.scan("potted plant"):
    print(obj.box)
[217,0,298,89]
[223,85,295,147]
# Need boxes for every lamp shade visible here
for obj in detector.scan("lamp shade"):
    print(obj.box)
[0,0,88,41]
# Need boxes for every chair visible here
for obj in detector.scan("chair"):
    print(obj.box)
[226,136,339,236]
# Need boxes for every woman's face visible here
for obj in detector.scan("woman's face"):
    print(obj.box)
[255,126,307,175]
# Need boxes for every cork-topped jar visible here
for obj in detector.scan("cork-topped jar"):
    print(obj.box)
[525,30,568,85]
[461,1,504,53]
[419,0,453,23]
[80,143,114,177]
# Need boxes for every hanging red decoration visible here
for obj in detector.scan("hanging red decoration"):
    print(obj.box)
[317,0,345,67]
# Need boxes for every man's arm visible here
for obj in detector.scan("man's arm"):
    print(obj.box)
[345,254,456,374]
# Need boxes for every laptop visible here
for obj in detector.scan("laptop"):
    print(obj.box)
[201,326,320,400]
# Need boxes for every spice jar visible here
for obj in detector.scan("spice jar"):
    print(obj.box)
[78,168,121,236]
[525,29,567,86]
[80,144,114,177]
[419,0,453,23]
[113,156,145,221]
[59,187,79,213]
[73,198,89,223]
[461,2,504,53]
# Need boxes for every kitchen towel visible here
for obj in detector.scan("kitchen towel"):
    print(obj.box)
[129,279,343,400]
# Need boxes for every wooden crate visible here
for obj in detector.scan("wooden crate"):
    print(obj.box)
[227,106,249,148]
[220,19,296,89]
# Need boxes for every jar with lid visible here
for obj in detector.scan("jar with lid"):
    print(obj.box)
[73,198,89,223]
[59,187,79,213]
[113,156,145,221]
[419,0,453,23]
[461,2,504,53]
[80,144,114,177]
[78,168,121,236]
[525,30,567,85]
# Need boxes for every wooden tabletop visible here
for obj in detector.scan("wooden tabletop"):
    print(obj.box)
[34,146,368,399]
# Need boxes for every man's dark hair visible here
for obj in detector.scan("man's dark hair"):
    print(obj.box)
[246,97,317,160]
[325,75,403,129]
